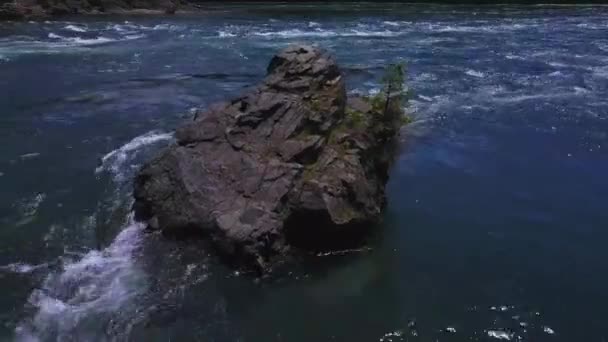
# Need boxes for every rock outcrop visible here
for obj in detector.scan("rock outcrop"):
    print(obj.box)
[133,45,402,271]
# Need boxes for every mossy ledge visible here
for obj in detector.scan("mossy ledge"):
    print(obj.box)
[133,45,405,273]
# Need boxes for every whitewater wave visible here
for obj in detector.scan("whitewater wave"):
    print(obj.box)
[148,23,184,31]
[15,217,146,342]
[95,131,174,182]
[251,28,402,38]
[48,32,116,45]
[0,31,145,58]
[62,36,117,45]
[423,23,532,33]
[465,69,485,78]
[48,32,140,46]
[64,24,87,33]
[214,21,543,40]
[106,22,140,33]
[383,21,401,27]
[505,54,526,60]
[218,30,237,38]
[492,90,590,103]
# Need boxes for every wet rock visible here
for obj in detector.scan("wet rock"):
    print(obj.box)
[133,45,403,271]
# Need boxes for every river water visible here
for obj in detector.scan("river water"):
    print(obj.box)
[1,4,607,341]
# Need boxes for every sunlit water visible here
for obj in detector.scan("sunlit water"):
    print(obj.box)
[1,4,607,341]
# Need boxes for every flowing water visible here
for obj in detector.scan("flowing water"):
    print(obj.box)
[1,4,607,341]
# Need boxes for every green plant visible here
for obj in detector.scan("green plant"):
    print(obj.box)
[345,107,366,128]
[379,62,407,119]
[364,62,411,127]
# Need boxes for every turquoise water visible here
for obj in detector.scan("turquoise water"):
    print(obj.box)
[1,4,607,341]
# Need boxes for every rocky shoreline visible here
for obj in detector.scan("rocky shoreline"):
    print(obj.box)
[133,45,404,272]
[0,0,199,20]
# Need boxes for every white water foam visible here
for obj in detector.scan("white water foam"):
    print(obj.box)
[383,21,400,27]
[15,218,146,342]
[487,330,514,340]
[548,61,569,68]
[591,66,608,79]
[505,54,526,60]
[124,34,146,41]
[427,23,531,33]
[379,329,404,341]
[348,29,400,37]
[95,131,173,182]
[0,262,48,274]
[492,90,587,103]
[218,30,237,38]
[106,22,140,34]
[252,28,401,38]
[48,33,119,46]
[68,37,117,45]
[252,29,334,38]
[543,326,556,334]
[465,69,485,78]
[148,24,183,31]
[64,24,87,33]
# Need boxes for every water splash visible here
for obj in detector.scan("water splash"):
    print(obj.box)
[15,217,146,342]
[95,131,173,182]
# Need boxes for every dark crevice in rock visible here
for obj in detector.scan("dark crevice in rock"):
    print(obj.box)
[283,209,373,252]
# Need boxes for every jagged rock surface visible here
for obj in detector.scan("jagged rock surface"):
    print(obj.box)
[133,45,401,271]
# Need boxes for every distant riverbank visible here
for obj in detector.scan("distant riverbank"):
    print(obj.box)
[3,0,608,21]
[0,0,200,21]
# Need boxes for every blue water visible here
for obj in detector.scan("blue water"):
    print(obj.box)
[1,4,607,341]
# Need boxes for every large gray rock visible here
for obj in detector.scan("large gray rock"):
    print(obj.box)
[134,45,401,271]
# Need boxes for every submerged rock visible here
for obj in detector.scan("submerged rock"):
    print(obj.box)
[133,45,403,271]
